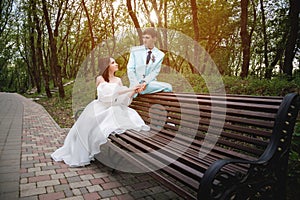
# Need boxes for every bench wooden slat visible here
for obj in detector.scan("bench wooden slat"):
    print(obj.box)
[105,139,197,200]
[139,115,269,156]
[111,133,201,191]
[128,129,249,175]
[135,95,281,111]
[133,104,274,139]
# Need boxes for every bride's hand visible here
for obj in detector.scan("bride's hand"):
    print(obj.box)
[135,83,146,93]
[133,85,142,93]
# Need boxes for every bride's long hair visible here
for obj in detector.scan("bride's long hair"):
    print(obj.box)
[97,57,111,82]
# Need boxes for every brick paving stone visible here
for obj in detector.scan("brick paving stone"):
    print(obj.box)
[148,186,166,194]
[20,183,36,191]
[42,165,61,171]
[86,185,103,193]
[35,169,56,176]
[112,188,122,195]
[108,197,118,200]
[54,184,70,192]
[98,190,115,198]
[46,186,55,193]
[69,180,91,189]
[20,178,28,184]
[38,191,65,200]
[132,181,154,190]
[20,172,35,179]
[64,171,78,178]
[131,190,148,199]
[28,166,42,173]
[93,172,109,178]
[115,194,135,200]
[60,178,68,184]
[64,188,74,198]
[20,187,46,197]
[67,176,82,183]
[37,179,60,187]
[28,175,51,183]
[83,192,100,200]
[118,186,129,194]
[80,174,94,181]
[90,178,105,185]
[51,173,64,179]
[35,163,47,167]
[102,181,122,190]
[72,189,81,196]
[77,169,97,175]
[79,187,89,194]
[62,196,84,200]
[56,168,70,173]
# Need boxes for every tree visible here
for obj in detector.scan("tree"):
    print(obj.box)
[240,0,250,78]
[0,0,15,91]
[81,0,96,76]
[126,0,143,44]
[190,0,200,73]
[260,0,271,79]
[41,0,65,98]
[283,0,300,77]
[31,0,52,97]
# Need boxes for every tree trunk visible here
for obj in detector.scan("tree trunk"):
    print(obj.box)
[32,0,51,98]
[127,0,143,44]
[28,14,41,93]
[283,0,300,77]
[240,0,250,78]
[42,0,65,98]
[260,0,271,79]
[81,0,96,76]
[162,0,169,71]
[191,0,200,74]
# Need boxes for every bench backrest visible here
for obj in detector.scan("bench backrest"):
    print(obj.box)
[130,92,298,161]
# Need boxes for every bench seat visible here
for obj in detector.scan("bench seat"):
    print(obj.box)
[94,92,300,200]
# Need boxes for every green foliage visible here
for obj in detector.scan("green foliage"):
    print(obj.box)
[222,75,300,96]
[158,72,300,96]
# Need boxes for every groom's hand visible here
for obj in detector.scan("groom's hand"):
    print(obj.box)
[140,83,147,92]
[137,83,146,93]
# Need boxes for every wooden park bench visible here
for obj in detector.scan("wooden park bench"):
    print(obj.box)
[77,92,300,199]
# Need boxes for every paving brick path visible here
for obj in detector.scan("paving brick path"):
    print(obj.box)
[0,92,182,200]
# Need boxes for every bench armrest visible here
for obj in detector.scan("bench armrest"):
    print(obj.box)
[198,158,273,199]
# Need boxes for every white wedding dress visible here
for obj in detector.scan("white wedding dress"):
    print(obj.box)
[51,82,150,167]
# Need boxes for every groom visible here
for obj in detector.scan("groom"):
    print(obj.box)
[127,28,172,97]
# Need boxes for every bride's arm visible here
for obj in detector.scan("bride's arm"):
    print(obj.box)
[118,87,138,96]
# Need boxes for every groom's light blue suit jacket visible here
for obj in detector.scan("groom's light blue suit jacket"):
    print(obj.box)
[127,45,165,88]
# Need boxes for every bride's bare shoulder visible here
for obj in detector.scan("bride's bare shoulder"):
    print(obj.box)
[96,76,105,86]
[116,77,123,86]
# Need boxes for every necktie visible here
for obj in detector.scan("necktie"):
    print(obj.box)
[146,51,152,65]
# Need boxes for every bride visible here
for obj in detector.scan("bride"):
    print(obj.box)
[51,57,150,167]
